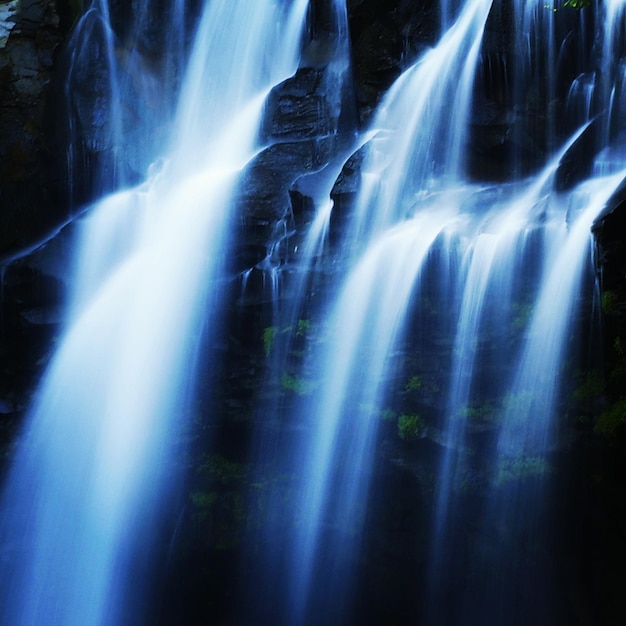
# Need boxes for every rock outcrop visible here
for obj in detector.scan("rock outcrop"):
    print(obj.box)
[0,0,70,259]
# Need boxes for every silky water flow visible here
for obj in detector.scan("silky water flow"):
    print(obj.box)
[244,1,626,625]
[0,0,625,625]
[0,0,309,624]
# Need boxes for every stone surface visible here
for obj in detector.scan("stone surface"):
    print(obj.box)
[0,0,67,260]
[0,0,20,48]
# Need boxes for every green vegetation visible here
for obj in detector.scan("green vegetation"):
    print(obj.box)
[595,396,626,438]
[280,373,315,395]
[262,326,278,357]
[189,454,249,548]
[607,338,626,390]
[572,370,604,402]
[397,413,425,440]
[402,373,439,395]
[602,290,618,315]
[189,490,218,518]
[296,319,311,337]
[197,453,247,484]
[262,319,312,357]
[381,407,397,421]
[543,0,590,10]
[404,375,423,392]
[562,0,591,8]
[592,322,626,439]
[262,320,318,395]
[512,302,533,331]
[190,491,218,507]
[493,455,551,486]
[462,403,496,423]
[502,389,534,413]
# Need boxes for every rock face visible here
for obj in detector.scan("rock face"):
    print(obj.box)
[347,0,440,122]
[0,0,73,259]
[0,0,602,259]
[0,0,203,260]
[0,0,440,260]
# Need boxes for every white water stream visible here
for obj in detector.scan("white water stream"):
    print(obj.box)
[1,0,625,624]
[0,1,308,624]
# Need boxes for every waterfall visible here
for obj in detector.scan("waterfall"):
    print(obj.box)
[1,0,625,624]
[349,0,493,244]
[261,2,494,624]
[244,0,626,624]
[0,1,308,624]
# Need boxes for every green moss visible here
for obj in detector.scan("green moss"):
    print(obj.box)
[595,396,626,438]
[190,490,218,521]
[403,374,439,395]
[404,375,423,392]
[512,302,533,331]
[542,0,590,11]
[262,319,312,357]
[262,326,278,357]
[493,455,550,486]
[197,454,247,484]
[398,413,425,440]
[502,389,534,413]
[296,319,311,337]
[562,0,590,8]
[281,373,315,395]
[462,403,496,423]
[190,491,218,508]
[572,370,604,402]
[381,407,397,421]
[602,290,618,315]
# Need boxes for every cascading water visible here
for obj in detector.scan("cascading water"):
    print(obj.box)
[236,1,359,622]
[60,0,197,206]
[252,1,495,623]
[0,0,309,624]
[242,0,626,625]
[1,0,625,624]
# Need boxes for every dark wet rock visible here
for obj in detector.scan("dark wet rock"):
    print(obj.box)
[262,68,340,141]
[0,0,67,258]
[555,115,607,192]
[0,248,67,449]
[231,136,337,277]
[347,0,440,124]
[331,144,366,197]
[239,137,336,220]
[592,179,626,404]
